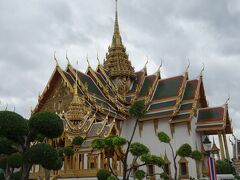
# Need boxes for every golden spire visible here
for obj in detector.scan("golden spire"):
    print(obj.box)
[111,0,122,47]
[103,0,135,94]
[74,61,78,96]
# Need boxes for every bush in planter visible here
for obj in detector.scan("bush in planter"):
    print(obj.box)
[216,159,235,174]
[97,169,110,180]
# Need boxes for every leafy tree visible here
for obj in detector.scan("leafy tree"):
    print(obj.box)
[0,111,65,180]
[157,131,202,180]
[92,101,165,180]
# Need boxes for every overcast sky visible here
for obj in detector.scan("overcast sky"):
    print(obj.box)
[0,0,240,140]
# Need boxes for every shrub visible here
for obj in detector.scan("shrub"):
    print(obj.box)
[216,160,235,174]
[112,136,127,147]
[177,144,192,157]
[129,100,146,118]
[72,136,84,146]
[64,146,74,156]
[130,142,149,157]
[191,150,202,161]
[140,154,165,167]
[157,132,170,143]
[29,112,64,139]
[91,138,105,150]
[0,111,28,142]
[97,169,110,180]
[135,170,145,180]
[7,153,23,168]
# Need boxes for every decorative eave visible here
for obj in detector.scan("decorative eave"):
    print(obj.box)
[33,65,74,114]
[141,68,161,106]
[97,65,125,102]
[171,71,189,117]
[87,66,127,114]
[103,119,118,137]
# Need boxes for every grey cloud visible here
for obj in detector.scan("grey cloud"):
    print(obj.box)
[0,0,240,136]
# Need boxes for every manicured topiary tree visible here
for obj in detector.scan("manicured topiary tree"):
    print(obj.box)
[134,169,145,180]
[72,136,84,146]
[157,131,202,180]
[92,101,165,180]
[0,111,65,180]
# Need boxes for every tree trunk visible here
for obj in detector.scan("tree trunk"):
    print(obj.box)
[45,169,50,180]
[169,143,177,180]
[21,163,32,180]
[122,118,139,180]
[4,164,11,180]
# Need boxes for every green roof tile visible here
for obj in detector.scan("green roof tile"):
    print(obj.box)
[183,80,198,100]
[198,108,223,121]
[153,76,184,100]
[172,113,190,121]
[145,110,173,118]
[148,100,176,111]
[179,103,193,111]
[77,71,104,98]
[138,75,156,97]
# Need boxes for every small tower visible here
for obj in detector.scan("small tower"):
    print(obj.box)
[66,70,89,125]
[103,0,135,95]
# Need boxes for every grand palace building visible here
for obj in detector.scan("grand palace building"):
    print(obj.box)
[30,1,232,179]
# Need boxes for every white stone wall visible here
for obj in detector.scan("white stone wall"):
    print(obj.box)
[121,117,202,179]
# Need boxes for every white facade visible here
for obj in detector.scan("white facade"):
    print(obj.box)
[121,116,202,179]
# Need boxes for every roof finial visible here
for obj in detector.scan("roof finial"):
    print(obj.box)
[86,54,90,67]
[145,56,149,68]
[66,50,70,65]
[225,94,230,105]
[97,52,100,65]
[157,59,163,73]
[54,51,59,66]
[200,63,205,77]
[185,59,190,72]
